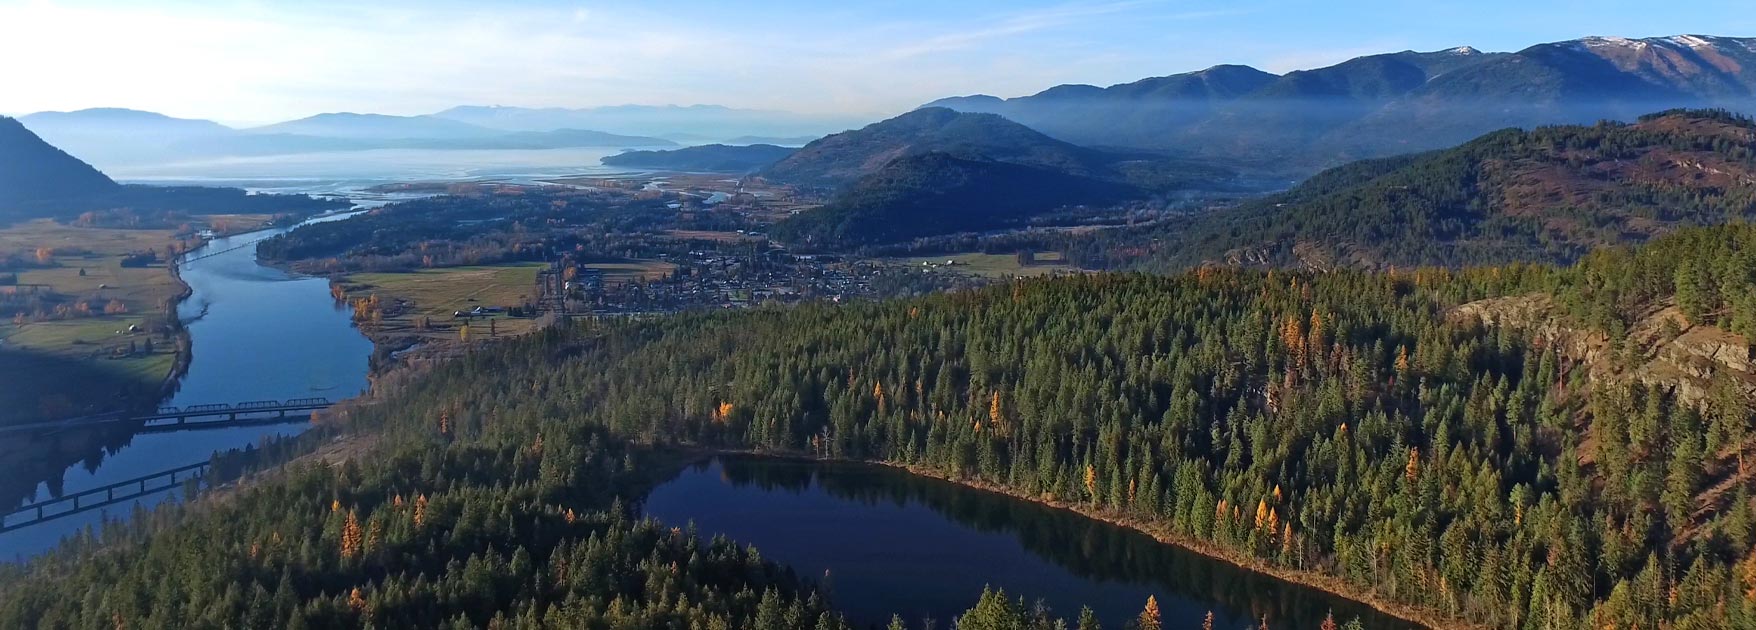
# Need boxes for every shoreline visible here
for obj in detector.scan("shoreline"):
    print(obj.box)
[155,259,194,404]
[683,447,1486,630]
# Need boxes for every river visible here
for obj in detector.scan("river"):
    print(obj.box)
[0,149,645,560]
[0,212,374,559]
[646,456,1418,630]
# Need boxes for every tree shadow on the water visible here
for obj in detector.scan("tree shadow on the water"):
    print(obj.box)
[714,455,1414,630]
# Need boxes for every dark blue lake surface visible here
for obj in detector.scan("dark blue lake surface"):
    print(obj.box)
[644,456,1417,630]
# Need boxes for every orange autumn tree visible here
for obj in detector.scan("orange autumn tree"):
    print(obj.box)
[339,510,363,560]
[1138,595,1161,630]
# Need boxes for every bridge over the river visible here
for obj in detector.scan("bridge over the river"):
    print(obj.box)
[1,462,211,533]
[0,398,334,436]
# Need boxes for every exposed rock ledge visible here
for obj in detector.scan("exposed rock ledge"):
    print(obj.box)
[1449,293,1756,405]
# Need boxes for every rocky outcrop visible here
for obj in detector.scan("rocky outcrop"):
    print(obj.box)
[1449,294,1756,405]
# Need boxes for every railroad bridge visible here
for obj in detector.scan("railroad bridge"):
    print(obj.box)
[0,398,333,435]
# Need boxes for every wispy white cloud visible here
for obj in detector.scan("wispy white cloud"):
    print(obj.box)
[876,0,1176,60]
[2,0,1736,123]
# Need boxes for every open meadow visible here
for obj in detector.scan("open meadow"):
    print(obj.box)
[0,220,188,422]
[337,263,548,342]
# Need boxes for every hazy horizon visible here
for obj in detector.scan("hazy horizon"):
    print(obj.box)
[4,0,1754,125]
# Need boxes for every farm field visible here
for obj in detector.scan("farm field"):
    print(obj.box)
[338,263,548,342]
[0,219,189,423]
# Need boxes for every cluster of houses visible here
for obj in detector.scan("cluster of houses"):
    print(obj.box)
[555,250,894,315]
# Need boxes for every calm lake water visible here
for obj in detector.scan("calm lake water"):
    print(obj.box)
[0,212,374,560]
[107,147,641,195]
[645,456,1418,630]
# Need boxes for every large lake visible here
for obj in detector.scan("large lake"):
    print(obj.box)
[106,147,639,195]
[644,456,1417,630]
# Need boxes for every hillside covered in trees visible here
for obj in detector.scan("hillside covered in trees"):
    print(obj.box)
[1086,110,1756,271]
[6,224,1753,629]
[770,152,1138,248]
[759,107,1232,195]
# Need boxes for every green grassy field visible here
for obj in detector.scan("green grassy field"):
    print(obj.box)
[340,263,548,341]
[891,251,1073,278]
[581,259,677,285]
[0,220,187,423]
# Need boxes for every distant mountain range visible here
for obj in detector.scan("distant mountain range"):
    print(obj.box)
[924,34,1756,174]
[0,116,342,223]
[1106,109,1756,270]
[18,109,678,169]
[430,104,862,142]
[247,112,506,140]
[601,144,798,173]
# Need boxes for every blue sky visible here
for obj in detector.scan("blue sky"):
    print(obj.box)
[2,0,1752,124]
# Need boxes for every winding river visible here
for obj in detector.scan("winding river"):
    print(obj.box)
[0,212,373,559]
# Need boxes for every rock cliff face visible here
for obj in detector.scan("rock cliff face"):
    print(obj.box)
[1450,294,1756,405]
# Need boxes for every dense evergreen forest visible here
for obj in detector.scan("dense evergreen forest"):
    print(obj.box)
[5,224,1753,629]
[256,188,736,273]
[771,152,1138,248]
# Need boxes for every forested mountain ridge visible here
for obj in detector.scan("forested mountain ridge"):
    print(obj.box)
[769,152,1139,247]
[759,106,1231,193]
[9,225,1751,628]
[1087,109,1756,271]
[759,108,1234,246]
[0,116,120,209]
[926,34,1756,173]
[759,107,1119,190]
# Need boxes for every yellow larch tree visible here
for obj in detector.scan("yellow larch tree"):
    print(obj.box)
[1138,595,1161,630]
[340,510,363,560]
